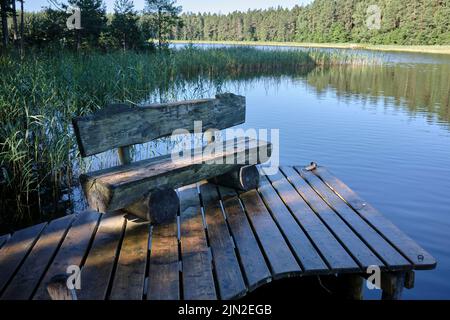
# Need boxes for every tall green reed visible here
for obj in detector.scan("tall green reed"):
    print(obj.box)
[0,46,378,231]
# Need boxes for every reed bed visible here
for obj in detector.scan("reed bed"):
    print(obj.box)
[0,46,378,231]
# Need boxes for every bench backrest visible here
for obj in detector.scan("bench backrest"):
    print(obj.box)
[72,93,246,157]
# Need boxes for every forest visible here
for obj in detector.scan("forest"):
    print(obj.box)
[1,0,449,54]
[176,0,450,45]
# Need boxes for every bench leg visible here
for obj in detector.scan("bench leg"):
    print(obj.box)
[126,188,179,224]
[381,272,405,300]
[209,165,260,191]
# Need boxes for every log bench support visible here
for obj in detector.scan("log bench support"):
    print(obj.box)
[209,165,260,191]
[117,145,181,224]
[125,189,180,224]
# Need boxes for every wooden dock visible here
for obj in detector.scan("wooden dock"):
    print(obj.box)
[0,165,436,300]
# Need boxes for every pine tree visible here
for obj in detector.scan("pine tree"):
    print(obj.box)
[145,0,182,48]
[67,0,107,49]
[110,0,140,50]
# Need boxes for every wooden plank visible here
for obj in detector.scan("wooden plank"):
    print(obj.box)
[294,166,411,270]
[73,93,246,157]
[275,168,383,269]
[257,175,329,274]
[239,188,302,279]
[109,218,150,300]
[76,212,126,300]
[46,274,77,300]
[81,138,272,213]
[179,184,217,300]
[200,183,247,300]
[0,234,10,249]
[218,186,272,290]
[310,166,437,270]
[147,220,180,300]
[263,173,359,272]
[33,210,101,300]
[1,215,75,300]
[0,222,47,294]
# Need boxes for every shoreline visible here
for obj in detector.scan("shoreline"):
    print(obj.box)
[170,40,450,55]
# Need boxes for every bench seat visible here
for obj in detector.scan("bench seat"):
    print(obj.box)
[80,138,272,213]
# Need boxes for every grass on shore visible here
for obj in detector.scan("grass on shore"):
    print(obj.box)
[171,40,450,55]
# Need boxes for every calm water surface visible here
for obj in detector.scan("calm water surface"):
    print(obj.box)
[75,47,450,299]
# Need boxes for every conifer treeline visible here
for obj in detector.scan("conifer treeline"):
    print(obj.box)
[175,0,450,45]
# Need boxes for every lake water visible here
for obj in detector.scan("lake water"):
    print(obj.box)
[74,45,450,299]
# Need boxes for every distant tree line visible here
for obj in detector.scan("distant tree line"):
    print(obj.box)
[1,0,449,53]
[175,0,450,45]
[0,0,182,53]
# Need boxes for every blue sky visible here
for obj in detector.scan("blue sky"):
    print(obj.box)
[27,0,311,13]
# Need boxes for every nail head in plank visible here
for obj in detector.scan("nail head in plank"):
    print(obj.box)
[147,221,180,300]
[110,218,150,300]
[200,183,247,300]
[295,166,410,270]
[1,215,75,300]
[218,185,272,290]
[33,210,101,300]
[179,184,217,300]
[0,222,47,294]
[264,173,358,273]
[311,166,436,270]
[76,212,126,300]
[239,189,301,279]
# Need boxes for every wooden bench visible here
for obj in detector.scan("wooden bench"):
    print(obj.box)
[72,93,271,223]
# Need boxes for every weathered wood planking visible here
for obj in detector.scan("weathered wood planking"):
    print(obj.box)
[179,185,217,300]
[0,234,10,249]
[200,183,247,300]
[33,211,100,300]
[274,168,383,269]
[81,138,272,213]
[264,173,359,272]
[46,274,77,300]
[257,175,329,274]
[1,215,75,300]
[72,93,246,157]
[147,221,180,300]
[0,166,437,300]
[295,167,410,270]
[309,166,437,270]
[0,222,47,294]
[218,186,272,290]
[76,212,126,300]
[109,218,150,300]
[240,189,302,278]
